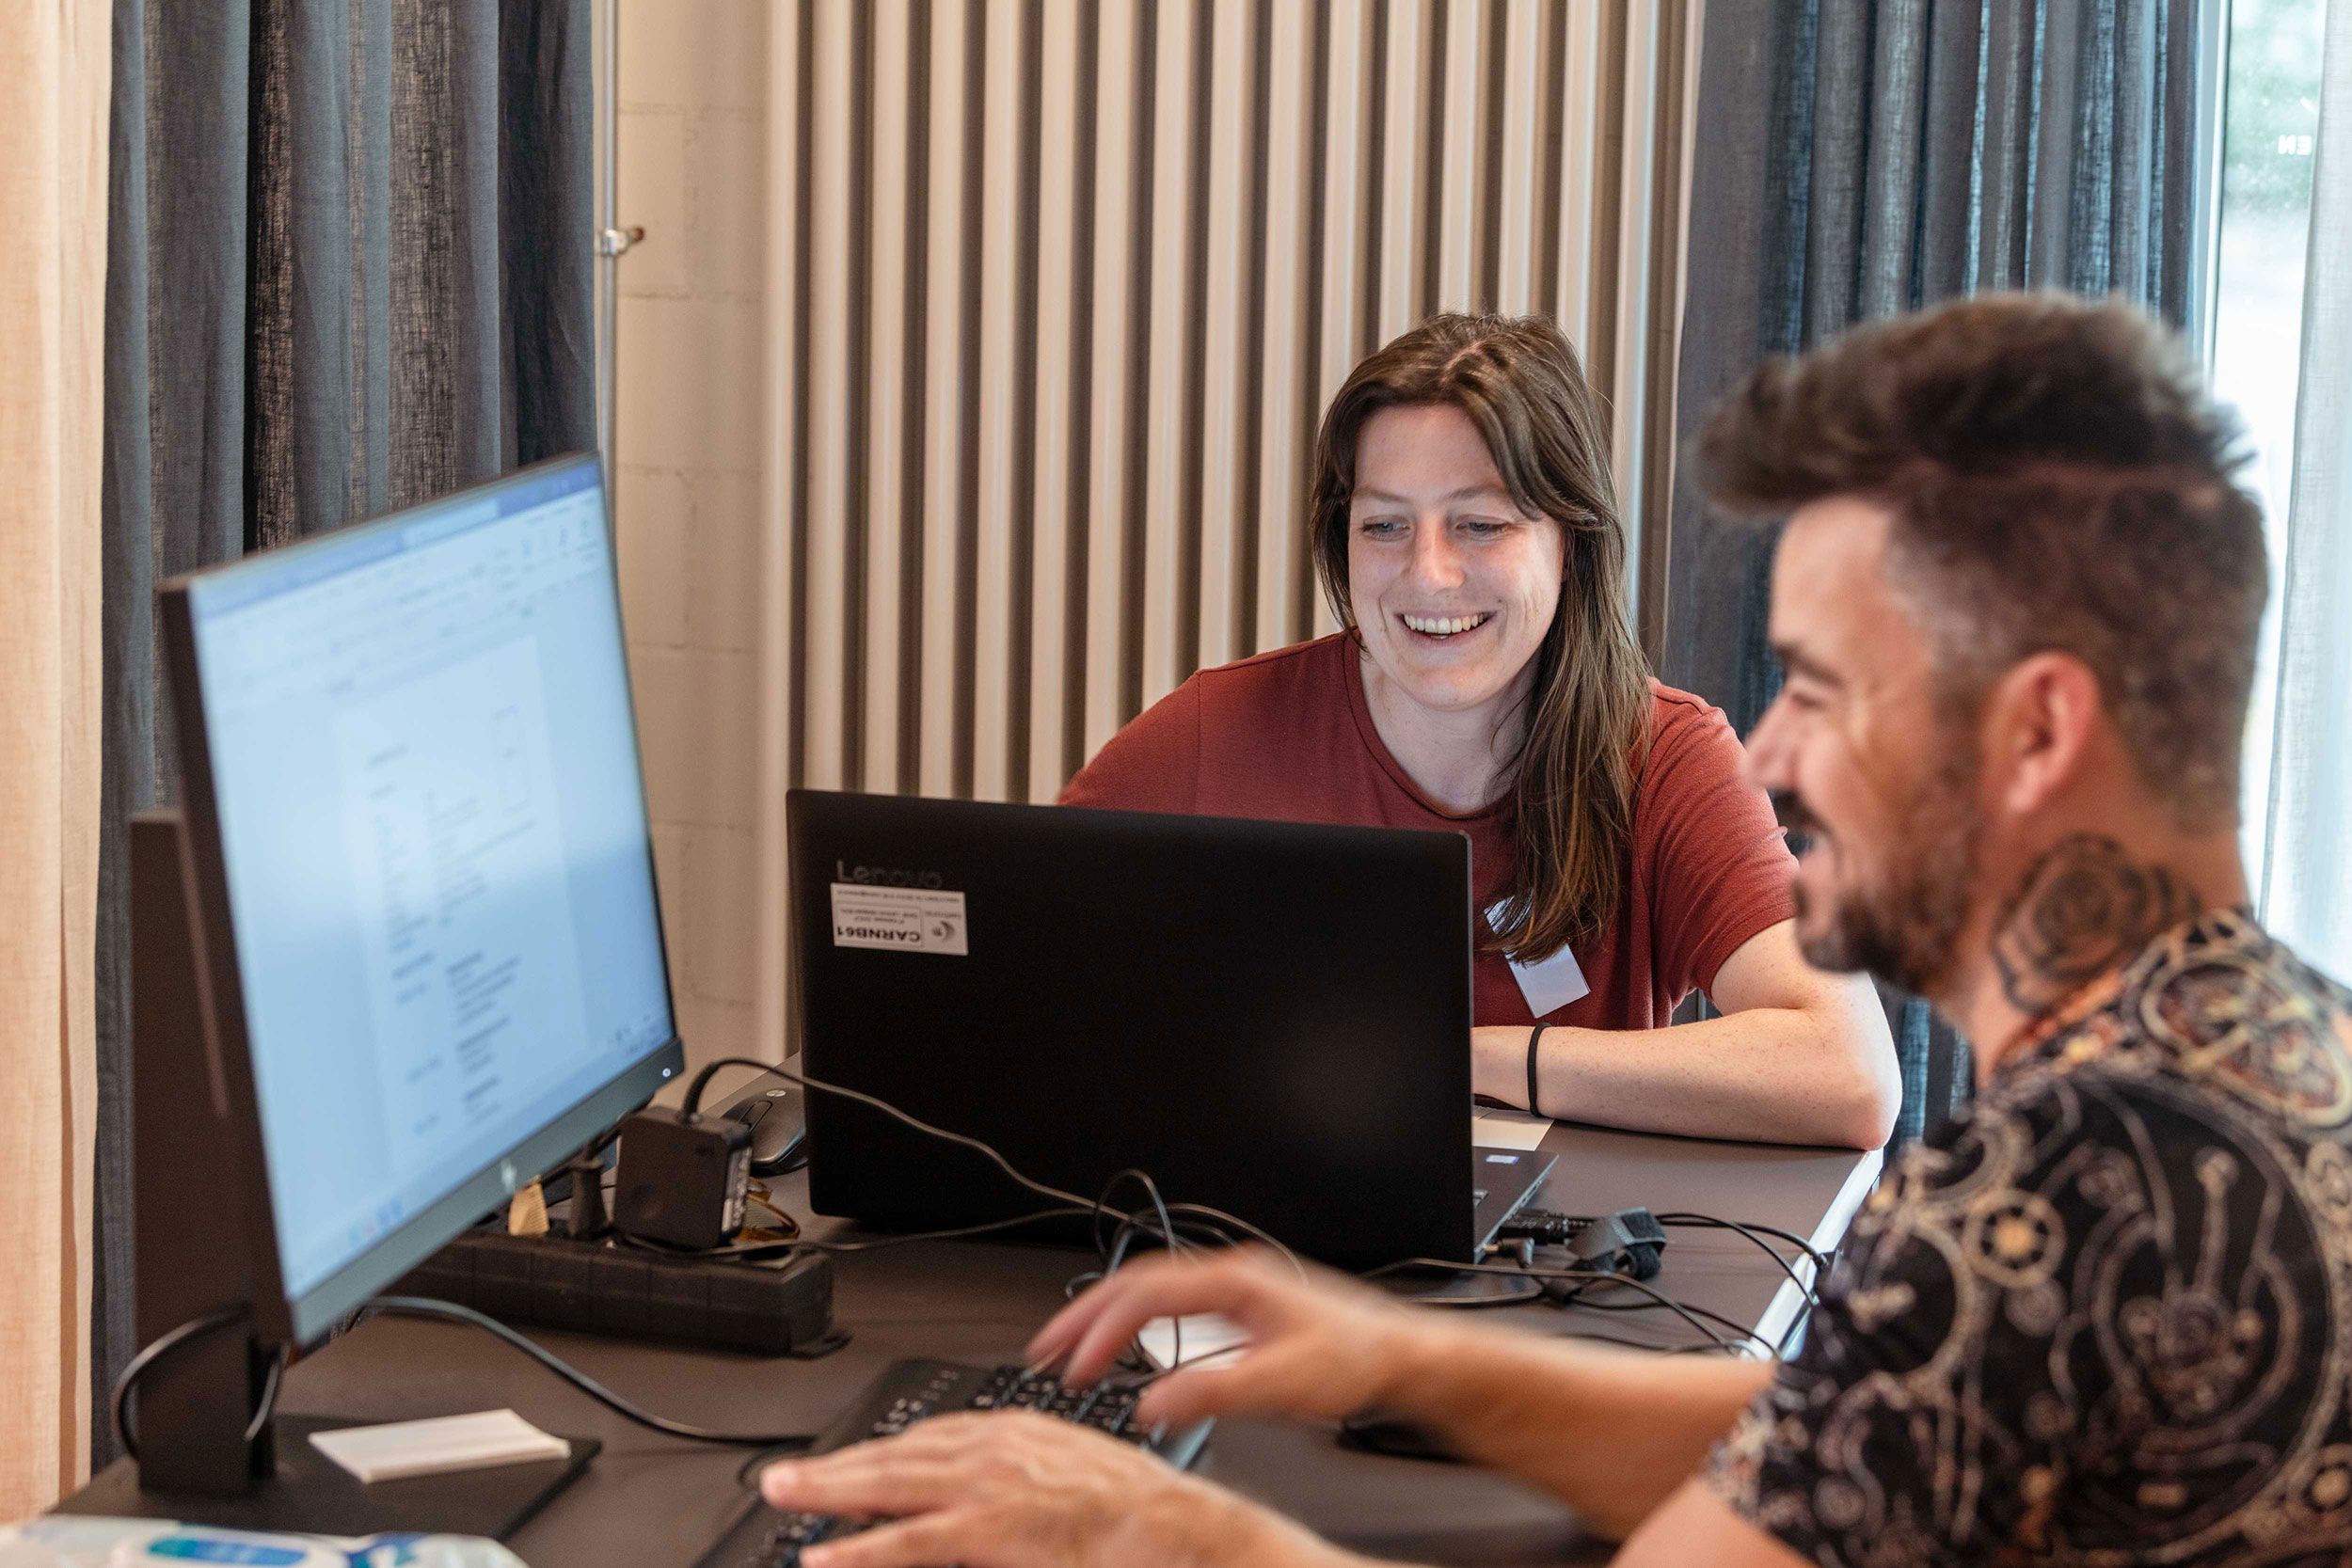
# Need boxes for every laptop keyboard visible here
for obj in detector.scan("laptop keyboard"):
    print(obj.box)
[699,1358,1212,1568]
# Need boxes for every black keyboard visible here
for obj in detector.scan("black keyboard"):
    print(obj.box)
[696,1358,1214,1568]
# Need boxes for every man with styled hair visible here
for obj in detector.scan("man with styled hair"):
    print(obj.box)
[755,293,2352,1568]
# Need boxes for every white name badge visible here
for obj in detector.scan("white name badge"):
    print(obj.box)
[1486,900,1590,1018]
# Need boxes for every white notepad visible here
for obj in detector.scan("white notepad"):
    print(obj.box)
[309,1409,569,1484]
[1471,1105,1553,1150]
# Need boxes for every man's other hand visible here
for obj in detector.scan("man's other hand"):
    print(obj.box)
[1025,1247,1442,1430]
[756,1411,1352,1568]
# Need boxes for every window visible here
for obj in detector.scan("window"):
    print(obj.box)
[2212,0,2347,978]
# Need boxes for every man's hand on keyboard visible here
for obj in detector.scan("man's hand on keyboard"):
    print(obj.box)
[755,1410,1353,1568]
[1026,1247,1444,1431]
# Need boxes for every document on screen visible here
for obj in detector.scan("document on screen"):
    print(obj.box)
[335,635,592,1180]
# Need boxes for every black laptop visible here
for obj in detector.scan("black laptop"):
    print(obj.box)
[787,789,1552,1270]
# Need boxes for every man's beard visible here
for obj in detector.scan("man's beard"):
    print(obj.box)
[1793,749,1980,997]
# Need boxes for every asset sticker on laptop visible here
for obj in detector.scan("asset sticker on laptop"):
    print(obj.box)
[831,883,969,956]
[1486,899,1589,1016]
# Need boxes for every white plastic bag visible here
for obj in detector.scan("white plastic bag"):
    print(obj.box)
[0,1517,529,1568]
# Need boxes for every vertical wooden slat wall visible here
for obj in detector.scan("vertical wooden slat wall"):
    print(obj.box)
[759,0,1695,1044]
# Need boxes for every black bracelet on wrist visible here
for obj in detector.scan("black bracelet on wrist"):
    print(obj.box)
[1525,1024,1548,1117]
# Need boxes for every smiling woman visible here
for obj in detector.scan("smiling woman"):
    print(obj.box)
[1341,410,1575,800]
[1061,315,1899,1151]
[1311,324,1643,970]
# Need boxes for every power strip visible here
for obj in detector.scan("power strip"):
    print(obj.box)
[391,1230,839,1358]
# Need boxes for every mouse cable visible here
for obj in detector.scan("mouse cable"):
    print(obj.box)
[1085,1212,1239,1281]
[681,1056,1096,1214]
[360,1296,814,1448]
[1513,1249,1785,1354]
[795,1205,1102,1254]
[1533,1275,1766,1357]
[679,1056,1301,1380]
[1648,1212,1826,1354]
[1360,1257,1758,1355]
[680,1061,1298,1375]
[1653,1212,1829,1278]
[1503,1207,1827,1354]
[1555,1330,1736,1355]
[661,1176,1206,1372]
[1160,1201,1303,1266]
[1506,1208,1826,1287]
[682,1055,1308,1278]
[1095,1168,1188,1264]
[1547,1283,1773,1355]
[612,1196,1221,1275]
[614,1196,1228,1268]
[1095,1167,1194,1368]
[1617,1211,1828,1357]
[1131,1340,1252,1386]
[1361,1257,1744,1353]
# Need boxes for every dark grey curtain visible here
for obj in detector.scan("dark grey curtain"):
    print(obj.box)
[95,0,594,1466]
[1665,0,2202,1148]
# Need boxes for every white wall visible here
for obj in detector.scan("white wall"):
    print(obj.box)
[614,0,772,1077]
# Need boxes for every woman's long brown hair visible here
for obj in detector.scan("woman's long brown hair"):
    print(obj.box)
[1310,313,1652,964]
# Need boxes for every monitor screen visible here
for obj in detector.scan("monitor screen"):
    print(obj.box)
[174,456,677,1336]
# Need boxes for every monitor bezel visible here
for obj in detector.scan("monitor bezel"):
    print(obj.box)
[155,451,686,1348]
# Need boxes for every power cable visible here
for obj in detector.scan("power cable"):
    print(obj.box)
[359,1297,814,1447]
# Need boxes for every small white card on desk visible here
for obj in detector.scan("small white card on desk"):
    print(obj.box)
[309,1409,569,1484]
[1486,901,1590,1018]
[1471,1107,1553,1150]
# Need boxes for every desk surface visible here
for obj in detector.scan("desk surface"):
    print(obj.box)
[69,1119,1878,1568]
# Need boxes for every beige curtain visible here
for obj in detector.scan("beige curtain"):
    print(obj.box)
[1,0,109,1521]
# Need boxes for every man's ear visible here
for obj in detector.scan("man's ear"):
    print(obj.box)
[1978,652,2103,819]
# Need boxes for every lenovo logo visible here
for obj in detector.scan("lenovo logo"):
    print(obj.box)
[835,860,945,889]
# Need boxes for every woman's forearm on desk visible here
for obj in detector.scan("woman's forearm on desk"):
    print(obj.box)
[1473,1006,1891,1149]
[1472,927,1899,1149]
[1380,1321,1775,1542]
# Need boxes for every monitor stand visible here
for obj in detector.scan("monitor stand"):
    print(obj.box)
[60,1417,598,1543]
[118,811,596,1541]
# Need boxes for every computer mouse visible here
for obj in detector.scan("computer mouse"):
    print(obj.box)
[716,1082,808,1175]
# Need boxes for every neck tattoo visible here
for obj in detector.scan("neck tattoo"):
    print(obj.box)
[1989,834,2201,1018]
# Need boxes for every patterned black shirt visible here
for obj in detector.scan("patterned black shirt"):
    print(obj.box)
[1709,911,2352,1565]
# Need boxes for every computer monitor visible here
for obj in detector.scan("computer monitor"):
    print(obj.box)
[157,453,683,1351]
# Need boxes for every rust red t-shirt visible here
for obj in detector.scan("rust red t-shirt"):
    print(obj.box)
[1058,633,1796,1030]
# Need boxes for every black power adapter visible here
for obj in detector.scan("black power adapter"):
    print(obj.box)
[1497,1206,1668,1280]
[612,1107,753,1251]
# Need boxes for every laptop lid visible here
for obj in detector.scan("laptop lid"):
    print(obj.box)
[789,789,1479,1269]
